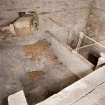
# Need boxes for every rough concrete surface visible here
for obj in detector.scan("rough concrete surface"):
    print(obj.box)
[0,0,105,105]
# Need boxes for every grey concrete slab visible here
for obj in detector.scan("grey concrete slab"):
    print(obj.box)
[48,34,94,78]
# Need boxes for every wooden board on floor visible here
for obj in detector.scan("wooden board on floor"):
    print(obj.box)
[36,65,105,105]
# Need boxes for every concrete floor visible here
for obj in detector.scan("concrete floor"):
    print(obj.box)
[1,0,105,105]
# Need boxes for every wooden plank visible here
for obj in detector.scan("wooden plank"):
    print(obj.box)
[73,82,105,105]
[36,66,105,105]
[8,90,28,105]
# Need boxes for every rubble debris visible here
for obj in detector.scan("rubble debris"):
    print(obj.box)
[0,11,39,38]
[13,11,39,36]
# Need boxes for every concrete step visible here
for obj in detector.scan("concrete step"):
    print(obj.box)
[47,33,94,78]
